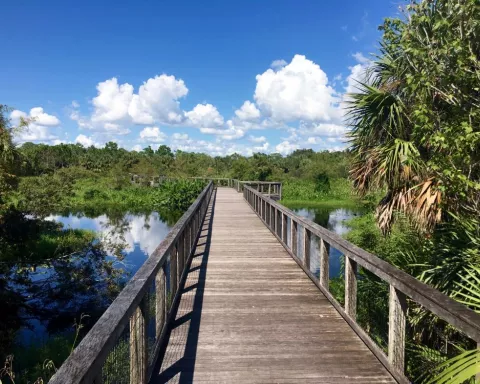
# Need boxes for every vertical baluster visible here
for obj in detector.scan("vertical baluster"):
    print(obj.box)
[274,207,278,232]
[303,228,311,270]
[282,213,287,244]
[130,298,147,384]
[319,238,329,289]
[292,220,298,256]
[388,285,407,372]
[170,245,177,298]
[177,235,184,288]
[155,265,166,339]
[345,256,357,318]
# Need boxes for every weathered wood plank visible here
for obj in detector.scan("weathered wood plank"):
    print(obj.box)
[155,266,166,339]
[152,188,396,384]
[345,256,357,319]
[242,185,480,344]
[319,237,329,289]
[130,298,147,384]
[388,285,407,372]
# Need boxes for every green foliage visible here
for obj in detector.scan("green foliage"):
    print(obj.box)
[282,178,353,203]
[348,0,480,233]
[16,170,75,217]
[151,179,206,211]
[313,172,330,194]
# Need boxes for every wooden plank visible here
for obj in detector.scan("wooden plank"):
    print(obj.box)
[241,186,480,343]
[292,219,298,256]
[153,188,396,384]
[319,238,329,290]
[130,298,147,384]
[303,227,311,271]
[282,213,287,244]
[388,285,407,372]
[49,182,214,384]
[155,266,166,339]
[345,256,357,319]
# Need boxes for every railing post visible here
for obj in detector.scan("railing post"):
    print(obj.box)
[292,220,298,256]
[388,285,407,372]
[177,235,184,289]
[268,183,271,196]
[282,213,287,244]
[155,265,166,339]
[130,297,147,384]
[170,245,178,298]
[303,228,310,270]
[279,183,282,200]
[345,256,357,318]
[319,238,329,289]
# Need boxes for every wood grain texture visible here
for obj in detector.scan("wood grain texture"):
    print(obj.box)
[151,188,396,383]
[388,285,407,372]
[241,186,480,344]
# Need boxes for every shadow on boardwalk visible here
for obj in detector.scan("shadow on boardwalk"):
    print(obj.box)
[151,189,216,384]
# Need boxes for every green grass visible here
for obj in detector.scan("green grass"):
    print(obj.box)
[280,178,361,208]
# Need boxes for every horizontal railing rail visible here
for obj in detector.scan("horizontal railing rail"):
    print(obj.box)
[242,185,480,384]
[50,181,214,384]
[231,179,282,199]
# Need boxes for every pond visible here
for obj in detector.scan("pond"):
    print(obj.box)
[288,205,364,279]
[17,211,178,345]
[13,204,363,360]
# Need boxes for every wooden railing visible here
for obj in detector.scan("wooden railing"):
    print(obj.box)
[242,185,480,384]
[231,179,282,199]
[50,182,214,384]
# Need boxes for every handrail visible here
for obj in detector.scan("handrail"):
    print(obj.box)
[50,181,214,384]
[242,185,480,383]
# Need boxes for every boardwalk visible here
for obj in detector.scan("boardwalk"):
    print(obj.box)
[151,188,395,383]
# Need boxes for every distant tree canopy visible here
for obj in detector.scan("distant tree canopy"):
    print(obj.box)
[12,141,351,182]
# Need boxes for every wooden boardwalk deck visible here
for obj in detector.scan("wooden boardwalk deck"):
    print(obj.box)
[151,188,396,383]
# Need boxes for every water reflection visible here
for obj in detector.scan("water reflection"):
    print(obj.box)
[290,206,363,278]
[18,211,176,344]
[46,212,174,275]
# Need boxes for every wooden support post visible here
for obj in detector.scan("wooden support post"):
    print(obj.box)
[319,238,329,289]
[345,256,357,318]
[268,183,271,196]
[292,220,298,256]
[282,213,287,244]
[130,297,147,384]
[155,265,166,339]
[177,236,184,289]
[388,285,407,372]
[170,246,177,299]
[303,228,310,270]
[279,183,282,200]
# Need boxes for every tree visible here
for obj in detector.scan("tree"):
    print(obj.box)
[347,0,480,234]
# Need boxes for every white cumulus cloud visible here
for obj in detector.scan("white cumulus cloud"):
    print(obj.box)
[128,74,188,125]
[10,107,60,143]
[248,135,266,143]
[254,55,339,123]
[185,103,224,127]
[275,140,299,155]
[75,134,96,147]
[235,101,260,121]
[139,126,167,143]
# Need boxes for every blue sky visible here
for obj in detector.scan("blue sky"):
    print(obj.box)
[2,0,402,155]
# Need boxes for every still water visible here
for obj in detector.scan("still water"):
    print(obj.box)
[289,206,363,279]
[18,212,176,344]
[17,205,362,346]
